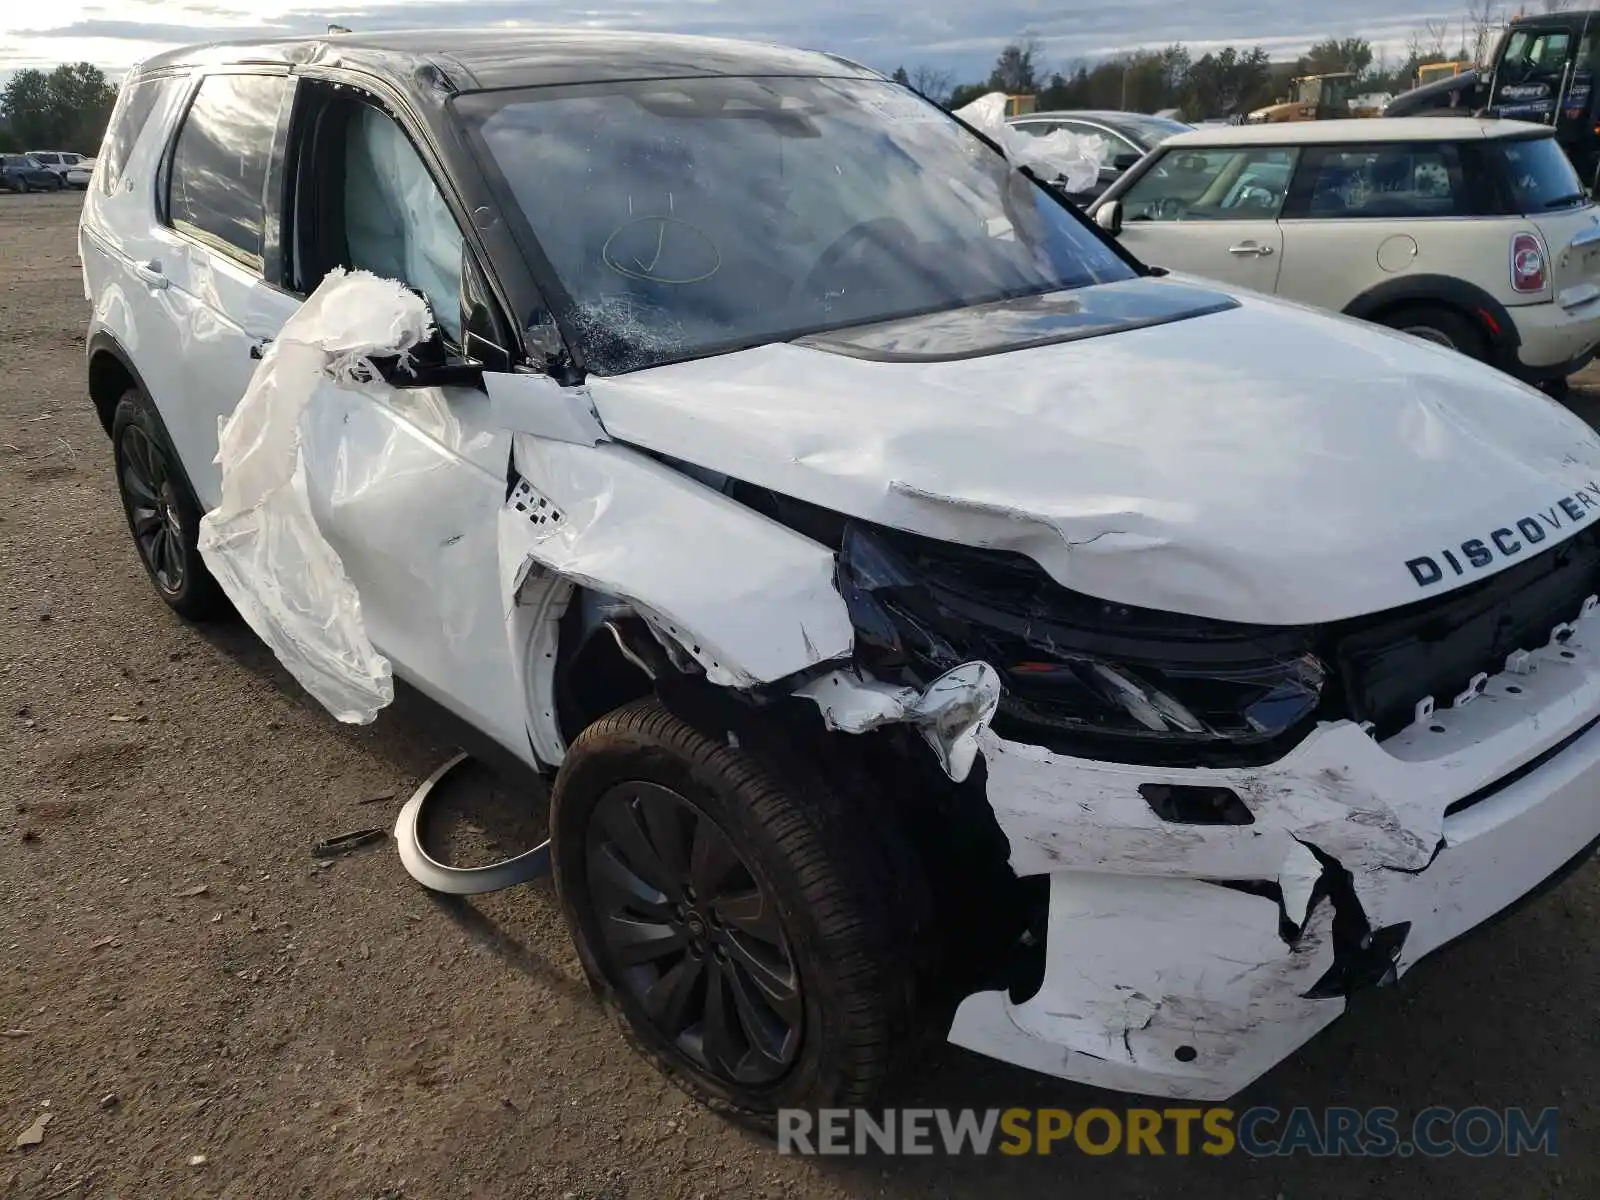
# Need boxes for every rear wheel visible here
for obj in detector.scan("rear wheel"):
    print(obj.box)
[111,389,229,620]
[550,698,930,1128]
[1379,303,1489,362]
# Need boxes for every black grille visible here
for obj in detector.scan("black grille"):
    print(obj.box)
[1330,525,1600,740]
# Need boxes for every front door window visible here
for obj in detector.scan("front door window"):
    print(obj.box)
[1121,147,1299,222]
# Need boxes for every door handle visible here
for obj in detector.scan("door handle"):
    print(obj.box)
[133,260,168,289]
[1227,243,1274,257]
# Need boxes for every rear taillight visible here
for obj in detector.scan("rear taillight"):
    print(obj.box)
[1511,232,1548,293]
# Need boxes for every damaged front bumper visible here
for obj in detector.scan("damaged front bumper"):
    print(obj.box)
[948,601,1600,1099]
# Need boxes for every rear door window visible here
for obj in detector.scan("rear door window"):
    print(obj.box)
[166,72,290,268]
[1292,144,1466,218]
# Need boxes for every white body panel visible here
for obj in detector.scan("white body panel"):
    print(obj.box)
[1112,220,1284,292]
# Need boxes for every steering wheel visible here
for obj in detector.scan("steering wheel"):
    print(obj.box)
[797,217,919,299]
[1230,185,1273,210]
[1152,196,1189,220]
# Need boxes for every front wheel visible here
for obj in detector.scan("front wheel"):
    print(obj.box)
[550,698,930,1127]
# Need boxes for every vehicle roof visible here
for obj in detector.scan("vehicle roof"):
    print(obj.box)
[134,27,880,91]
[1159,117,1553,148]
[1511,9,1600,23]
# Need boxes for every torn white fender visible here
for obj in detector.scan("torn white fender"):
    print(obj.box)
[197,269,431,723]
[955,91,1106,194]
[497,430,855,693]
[795,661,1002,782]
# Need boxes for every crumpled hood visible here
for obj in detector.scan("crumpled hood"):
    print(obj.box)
[584,281,1600,625]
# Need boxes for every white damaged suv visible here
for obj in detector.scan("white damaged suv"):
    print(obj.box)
[82,29,1600,1122]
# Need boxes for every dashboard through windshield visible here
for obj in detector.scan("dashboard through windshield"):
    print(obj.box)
[454,76,1135,373]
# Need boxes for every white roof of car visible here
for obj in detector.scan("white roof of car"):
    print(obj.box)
[1160,117,1553,148]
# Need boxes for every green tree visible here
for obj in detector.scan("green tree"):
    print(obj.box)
[988,36,1044,92]
[907,64,956,106]
[948,82,991,110]
[0,62,117,152]
[891,65,911,87]
[1295,37,1374,78]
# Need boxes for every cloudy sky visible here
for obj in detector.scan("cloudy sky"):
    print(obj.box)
[0,2,1513,81]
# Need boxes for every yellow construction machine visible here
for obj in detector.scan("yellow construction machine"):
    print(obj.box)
[1245,72,1358,123]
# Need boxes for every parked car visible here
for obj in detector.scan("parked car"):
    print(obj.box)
[0,154,63,192]
[82,29,1600,1126]
[28,150,94,188]
[1090,117,1600,394]
[1006,109,1192,202]
[1381,68,1482,118]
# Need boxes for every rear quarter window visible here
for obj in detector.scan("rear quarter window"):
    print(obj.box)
[1495,135,1587,213]
[1292,143,1467,218]
[166,72,290,268]
[100,75,181,196]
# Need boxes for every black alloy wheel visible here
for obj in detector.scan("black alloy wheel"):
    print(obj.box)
[110,388,229,619]
[551,698,933,1125]
[118,423,187,596]
[586,781,802,1084]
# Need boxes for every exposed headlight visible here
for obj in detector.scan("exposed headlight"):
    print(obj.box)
[836,524,1325,762]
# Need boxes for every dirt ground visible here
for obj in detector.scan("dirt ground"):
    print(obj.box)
[3,189,1598,1199]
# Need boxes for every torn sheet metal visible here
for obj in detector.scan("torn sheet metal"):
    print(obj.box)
[581,290,1600,626]
[198,269,431,723]
[393,752,551,894]
[955,91,1106,194]
[796,661,1001,782]
[497,431,855,691]
[485,370,607,447]
[949,873,1341,1100]
[1277,840,1323,928]
[950,605,1600,1097]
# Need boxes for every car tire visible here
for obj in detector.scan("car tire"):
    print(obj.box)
[550,697,931,1129]
[1541,376,1572,401]
[1380,304,1489,361]
[110,388,230,620]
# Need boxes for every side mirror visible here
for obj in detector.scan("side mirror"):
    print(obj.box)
[1095,200,1124,236]
[369,289,485,390]
[1112,151,1142,171]
[371,323,485,390]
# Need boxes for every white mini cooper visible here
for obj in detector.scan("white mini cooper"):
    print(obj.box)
[1091,117,1600,394]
